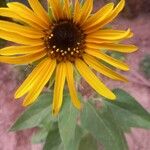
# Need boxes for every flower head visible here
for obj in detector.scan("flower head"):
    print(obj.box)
[0,0,137,115]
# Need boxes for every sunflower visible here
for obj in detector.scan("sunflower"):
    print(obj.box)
[0,0,137,115]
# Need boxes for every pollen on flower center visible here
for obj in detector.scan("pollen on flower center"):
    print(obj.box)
[44,20,86,62]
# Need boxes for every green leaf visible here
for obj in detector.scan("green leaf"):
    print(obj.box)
[10,93,52,131]
[43,128,62,150]
[31,120,52,144]
[81,102,128,150]
[32,128,50,144]
[99,106,128,149]
[71,125,86,150]
[57,143,64,150]
[78,134,98,150]
[58,95,79,150]
[105,89,150,129]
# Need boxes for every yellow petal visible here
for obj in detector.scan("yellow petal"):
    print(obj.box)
[85,0,125,33]
[0,45,45,55]
[49,0,63,20]
[86,38,113,44]
[23,59,56,106]
[0,8,42,30]
[65,61,81,109]
[75,59,116,100]
[85,49,129,70]
[15,58,52,98]
[75,0,93,25]
[86,38,115,44]
[0,8,22,19]
[88,29,133,39]
[99,0,125,28]
[73,0,81,22]
[87,28,132,41]
[52,62,66,115]
[7,2,48,29]
[0,50,46,64]
[83,3,114,31]
[0,20,44,39]
[63,0,71,19]
[86,43,138,53]
[28,0,50,26]
[0,29,44,45]
[83,54,128,82]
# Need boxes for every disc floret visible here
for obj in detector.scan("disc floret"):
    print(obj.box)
[44,20,86,62]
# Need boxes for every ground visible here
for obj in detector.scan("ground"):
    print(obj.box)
[0,5,150,150]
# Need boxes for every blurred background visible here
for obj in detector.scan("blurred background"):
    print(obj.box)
[0,0,150,150]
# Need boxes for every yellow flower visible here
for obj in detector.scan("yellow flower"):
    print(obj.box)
[0,0,137,115]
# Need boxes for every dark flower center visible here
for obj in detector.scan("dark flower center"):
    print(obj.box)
[44,20,85,62]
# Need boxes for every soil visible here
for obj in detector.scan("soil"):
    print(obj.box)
[0,2,150,150]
